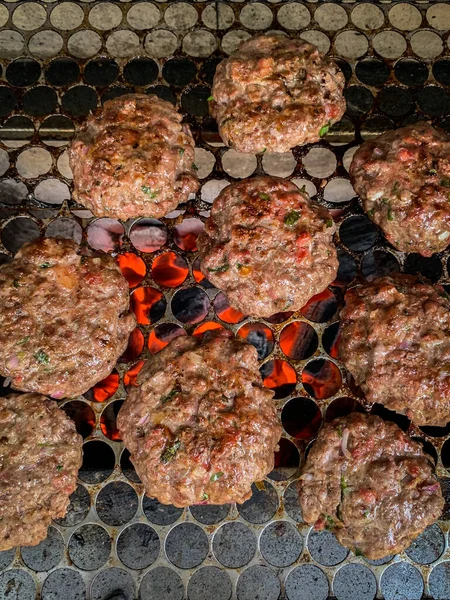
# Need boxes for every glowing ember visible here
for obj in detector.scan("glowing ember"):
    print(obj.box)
[151,251,189,288]
[119,327,144,363]
[148,323,186,354]
[302,359,342,399]
[214,292,245,324]
[192,257,206,284]
[300,288,338,323]
[280,321,318,360]
[174,218,204,252]
[261,359,297,399]
[85,370,119,403]
[124,360,145,390]
[116,252,146,288]
[100,400,123,441]
[193,321,225,336]
[130,286,166,325]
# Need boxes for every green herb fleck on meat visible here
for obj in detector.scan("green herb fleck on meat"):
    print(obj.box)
[429,168,437,176]
[161,386,180,404]
[260,148,267,154]
[363,510,370,519]
[34,350,50,365]
[392,181,400,192]
[441,178,450,188]
[319,123,331,138]
[192,163,199,171]
[208,264,229,273]
[56,464,63,472]
[202,493,209,500]
[381,198,394,221]
[337,425,343,439]
[18,336,30,345]
[179,148,185,156]
[141,186,157,199]
[284,210,300,226]
[326,218,333,228]
[259,192,270,201]
[207,95,214,102]
[354,547,364,557]
[210,471,224,482]
[13,280,20,288]
[367,208,375,218]
[324,515,335,530]
[161,440,181,464]
[340,475,348,491]
[40,262,52,269]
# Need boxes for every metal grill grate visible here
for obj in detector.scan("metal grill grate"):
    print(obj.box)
[1,1,450,599]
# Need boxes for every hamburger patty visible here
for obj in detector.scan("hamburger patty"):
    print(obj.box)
[0,393,83,550]
[0,238,135,398]
[69,93,199,220]
[339,274,450,427]
[210,34,346,153]
[197,176,338,317]
[350,122,450,256]
[117,330,281,507]
[299,412,443,560]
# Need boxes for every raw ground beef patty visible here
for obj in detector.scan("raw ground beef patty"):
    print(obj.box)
[210,33,346,153]
[69,93,199,220]
[350,122,450,256]
[117,330,282,507]
[299,412,443,560]
[0,393,83,550]
[0,237,135,398]
[197,176,338,317]
[339,274,450,427]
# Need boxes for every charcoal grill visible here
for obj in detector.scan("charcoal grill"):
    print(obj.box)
[1,1,450,599]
